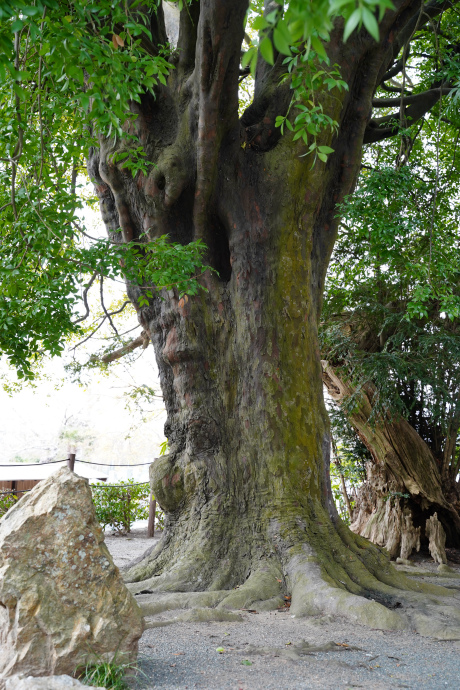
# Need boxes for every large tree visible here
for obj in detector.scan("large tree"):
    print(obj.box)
[2,0,460,637]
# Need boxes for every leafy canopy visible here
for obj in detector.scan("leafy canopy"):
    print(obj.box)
[321,69,460,462]
[0,0,393,379]
[0,0,209,379]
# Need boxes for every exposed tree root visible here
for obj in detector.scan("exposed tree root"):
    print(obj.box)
[143,608,244,629]
[123,502,460,640]
[239,640,358,662]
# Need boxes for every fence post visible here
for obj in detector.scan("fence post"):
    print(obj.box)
[67,453,75,472]
[148,495,156,538]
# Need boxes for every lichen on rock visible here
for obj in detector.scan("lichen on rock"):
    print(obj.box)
[0,467,144,680]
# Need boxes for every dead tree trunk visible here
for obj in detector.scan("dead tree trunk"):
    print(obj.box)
[322,362,460,559]
[87,1,460,636]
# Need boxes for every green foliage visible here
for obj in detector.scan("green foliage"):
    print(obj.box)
[91,480,150,534]
[244,0,393,161]
[329,402,370,471]
[330,165,460,321]
[159,439,169,456]
[0,0,211,380]
[0,492,18,518]
[322,161,460,439]
[0,0,170,141]
[78,654,139,690]
[247,0,393,62]
[321,21,460,464]
[275,47,347,164]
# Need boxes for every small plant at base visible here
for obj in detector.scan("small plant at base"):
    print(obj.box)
[78,656,138,690]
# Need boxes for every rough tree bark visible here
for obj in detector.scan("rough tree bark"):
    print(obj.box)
[87,0,460,637]
[322,362,460,560]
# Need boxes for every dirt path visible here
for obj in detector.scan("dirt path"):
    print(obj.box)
[106,530,460,690]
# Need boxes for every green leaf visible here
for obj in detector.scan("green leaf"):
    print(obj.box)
[241,660,252,666]
[273,22,292,56]
[241,46,257,69]
[311,35,327,60]
[343,8,361,42]
[318,145,334,154]
[11,19,24,32]
[362,7,380,41]
[259,36,274,66]
[21,6,40,16]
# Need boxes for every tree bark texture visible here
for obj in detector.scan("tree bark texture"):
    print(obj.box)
[87,0,460,636]
[322,361,460,560]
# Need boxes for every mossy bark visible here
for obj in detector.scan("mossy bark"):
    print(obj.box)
[87,1,460,637]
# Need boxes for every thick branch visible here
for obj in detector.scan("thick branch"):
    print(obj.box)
[177,0,200,78]
[372,86,451,107]
[380,58,405,83]
[192,0,248,240]
[365,87,445,142]
[96,330,150,364]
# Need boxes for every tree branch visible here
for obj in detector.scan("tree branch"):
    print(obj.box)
[192,0,249,241]
[372,86,452,107]
[380,58,405,83]
[69,301,130,352]
[97,330,150,364]
[100,273,119,336]
[375,0,455,87]
[365,87,448,143]
[73,270,98,325]
[177,0,200,78]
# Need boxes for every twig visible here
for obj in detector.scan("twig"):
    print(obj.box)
[100,273,119,336]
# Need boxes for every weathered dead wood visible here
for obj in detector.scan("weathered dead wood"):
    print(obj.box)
[426,513,447,565]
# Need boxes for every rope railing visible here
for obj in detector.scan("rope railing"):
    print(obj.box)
[0,459,154,467]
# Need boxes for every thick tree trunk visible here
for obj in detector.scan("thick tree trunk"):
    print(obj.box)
[87,1,460,637]
[322,362,460,559]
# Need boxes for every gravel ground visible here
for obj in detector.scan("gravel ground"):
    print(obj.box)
[106,530,460,690]
[105,527,157,569]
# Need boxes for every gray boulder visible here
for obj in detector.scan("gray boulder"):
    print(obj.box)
[0,467,144,679]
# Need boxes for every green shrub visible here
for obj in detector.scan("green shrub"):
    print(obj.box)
[91,480,150,535]
[0,492,18,518]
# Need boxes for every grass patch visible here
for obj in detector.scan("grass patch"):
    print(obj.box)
[78,657,136,689]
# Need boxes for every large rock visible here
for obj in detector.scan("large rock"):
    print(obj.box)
[3,675,104,689]
[0,467,144,679]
